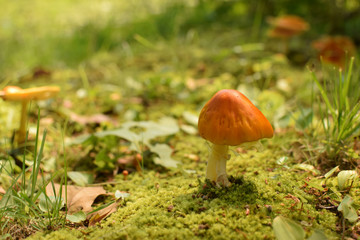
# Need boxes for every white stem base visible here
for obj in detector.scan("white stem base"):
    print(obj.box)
[205,144,230,187]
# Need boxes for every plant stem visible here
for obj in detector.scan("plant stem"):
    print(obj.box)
[18,100,29,144]
[206,144,230,187]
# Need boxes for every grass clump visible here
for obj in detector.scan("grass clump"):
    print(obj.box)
[311,57,360,168]
[0,111,67,239]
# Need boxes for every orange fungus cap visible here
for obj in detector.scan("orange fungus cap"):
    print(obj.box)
[268,15,309,38]
[198,89,274,146]
[2,86,60,101]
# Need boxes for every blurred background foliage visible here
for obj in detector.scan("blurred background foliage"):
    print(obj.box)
[0,0,359,76]
[0,2,359,237]
[1,0,359,156]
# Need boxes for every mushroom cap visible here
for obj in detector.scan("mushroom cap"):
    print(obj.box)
[2,86,60,101]
[312,36,356,68]
[268,15,309,38]
[198,89,273,146]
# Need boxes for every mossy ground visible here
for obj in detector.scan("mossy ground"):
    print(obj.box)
[1,1,359,239]
[29,133,341,240]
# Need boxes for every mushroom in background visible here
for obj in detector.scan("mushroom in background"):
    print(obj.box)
[312,36,356,68]
[198,89,273,187]
[0,86,60,145]
[267,15,309,39]
[267,15,309,54]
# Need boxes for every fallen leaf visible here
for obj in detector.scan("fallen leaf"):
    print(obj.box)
[273,216,305,240]
[185,78,211,90]
[70,112,117,125]
[32,67,52,79]
[0,186,5,194]
[88,201,119,226]
[117,156,135,165]
[71,117,180,168]
[337,170,358,190]
[184,153,199,162]
[180,124,198,135]
[40,117,54,126]
[39,195,64,213]
[114,190,130,200]
[324,166,339,179]
[307,229,328,240]
[66,211,87,223]
[46,183,108,214]
[149,144,180,168]
[182,111,198,126]
[338,195,358,223]
[292,164,320,175]
[67,171,94,187]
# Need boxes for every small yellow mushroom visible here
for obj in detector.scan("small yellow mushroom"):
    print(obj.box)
[1,86,60,144]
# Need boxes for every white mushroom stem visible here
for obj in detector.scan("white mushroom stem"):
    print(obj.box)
[206,144,231,187]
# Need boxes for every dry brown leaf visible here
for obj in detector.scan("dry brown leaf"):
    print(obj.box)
[69,112,117,125]
[0,186,5,200]
[87,201,119,226]
[46,183,108,214]
[185,78,212,90]
[0,186,5,194]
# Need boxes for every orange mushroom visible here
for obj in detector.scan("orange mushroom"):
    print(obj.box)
[267,15,309,39]
[122,170,129,181]
[312,36,356,68]
[1,86,60,144]
[198,89,273,187]
[267,15,309,54]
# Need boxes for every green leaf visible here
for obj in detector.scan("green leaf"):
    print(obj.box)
[95,149,114,170]
[115,190,130,200]
[71,117,180,168]
[95,128,140,143]
[337,170,358,190]
[42,157,57,172]
[276,156,288,165]
[133,117,179,144]
[180,124,198,135]
[324,166,339,179]
[95,117,179,146]
[182,111,198,126]
[306,182,324,191]
[39,195,64,213]
[329,187,342,201]
[68,171,94,187]
[149,144,180,168]
[293,164,320,175]
[68,134,97,146]
[338,195,358,223]
[66,211,87,223]
[307,229,328,240]
[273,216,305,240]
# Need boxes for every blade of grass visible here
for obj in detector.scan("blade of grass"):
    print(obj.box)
[31,117,47,201]
[311,71,336,121]
[342,57,354,111]
[62,118,69,219]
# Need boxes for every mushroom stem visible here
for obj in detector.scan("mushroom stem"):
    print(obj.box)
[206,144,230,187]
[18,100,29,144]
[282,39,289,54]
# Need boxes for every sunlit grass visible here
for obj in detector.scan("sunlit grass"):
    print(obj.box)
[0,110,67,238]
[311,57,360,162]
[0,0,188,74]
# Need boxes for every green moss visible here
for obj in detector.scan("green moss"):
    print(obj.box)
[30,134,344,239]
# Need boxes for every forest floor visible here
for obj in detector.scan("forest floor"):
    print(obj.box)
[0,1,359,239]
